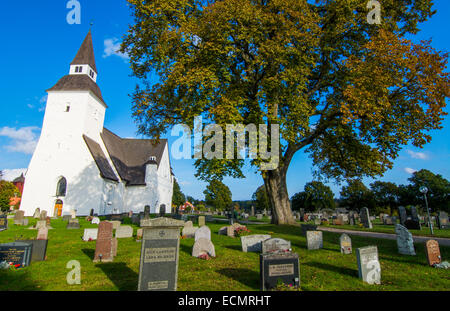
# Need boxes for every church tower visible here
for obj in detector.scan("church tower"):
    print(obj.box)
[20,31,113,217]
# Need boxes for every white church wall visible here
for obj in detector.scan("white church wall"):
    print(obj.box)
[156,145,173,213]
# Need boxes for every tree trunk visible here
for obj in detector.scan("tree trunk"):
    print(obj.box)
[263,168,296,225]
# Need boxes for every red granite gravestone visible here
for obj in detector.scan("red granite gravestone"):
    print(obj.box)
[425,240,441,266]
[93,221,115,262]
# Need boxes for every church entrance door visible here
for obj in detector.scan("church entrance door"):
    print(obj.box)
[54,200,63,217]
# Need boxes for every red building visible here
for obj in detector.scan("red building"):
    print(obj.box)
[12,173,25,195]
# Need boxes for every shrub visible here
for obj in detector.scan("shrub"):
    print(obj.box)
[234,226,251,237]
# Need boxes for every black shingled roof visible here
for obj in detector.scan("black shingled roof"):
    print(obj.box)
[46,74,106,106]
[83,135,119,182]
[70,30,97,73]
[101,128,168,186]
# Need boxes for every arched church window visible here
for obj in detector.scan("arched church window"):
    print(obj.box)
[56,177,67,197]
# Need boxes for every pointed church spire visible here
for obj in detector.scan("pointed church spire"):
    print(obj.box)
[70,30,97,73]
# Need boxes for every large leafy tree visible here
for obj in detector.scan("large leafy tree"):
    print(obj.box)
[172,179,186,207]
[291,181,335,212]
[0,181,19,212]
[340,179,375,211]
[252,185,271,212]
[407,169,450,213]
[370,181,400,211]
[204,179,232,211]
[122,0,450,224]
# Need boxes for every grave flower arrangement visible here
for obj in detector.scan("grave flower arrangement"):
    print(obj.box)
[234,226,251,237]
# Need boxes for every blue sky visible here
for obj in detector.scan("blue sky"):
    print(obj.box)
[0,1,449,201]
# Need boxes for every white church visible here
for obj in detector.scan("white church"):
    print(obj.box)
[20,31,174,217]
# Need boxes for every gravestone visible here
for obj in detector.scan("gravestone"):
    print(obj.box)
[192,238,216,258]
[91,217,100,225]
[110,221,121,230]
[144,205,150,220]
[425,240,441,266]
[0,215,7,231]
[33,208,41,219]
[66,218,80,229]
[340,234,352,254]
[299,208,305,222]
[395,224,416,256]
[398,206,407,226]
[360,207,372,229]
[62,215,71,222]
[182,221,198,238]
[116,226,133,238]
[262,238,291,254]
[194,226,211,242]
[241,234,271,253]
[138,217,185,291]
[260,252,300,291]
[256,214,263,220]
[37,227,48,240]
[93,221,115,262]
[14,210,25,225]
[90,209,95,217]
[349,213,355,226]
[0,242,33,267]
[306,231,323,250]
[314,218,321,225]
[83,228,99,241]
[34,220,47,230]
[218,226,228,235]
[437,211,449,229]
[16,239,48,262]
[40,210,48,220]
[136,229,143,241]
[301,224,317,236]
[356,246,381,285]
[251,206,255,217]
[70,210,76,219]
[132,214,141,225]
[227,223,246,238]
[384,216,394,225]
[198,216,205,227]
[46,216,51,227]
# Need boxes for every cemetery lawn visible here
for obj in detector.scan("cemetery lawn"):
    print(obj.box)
[0,217,449,291]
[317,219,450,239]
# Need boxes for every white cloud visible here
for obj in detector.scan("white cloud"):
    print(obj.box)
[179,180,192,186]
[0,126,40,154]
[1,168,27,181]
[103,38,129,61]
[404,167,417,174]
[406,150,428,160]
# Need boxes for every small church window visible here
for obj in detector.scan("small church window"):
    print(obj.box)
[56,177,67,197]
[65,104,70,112]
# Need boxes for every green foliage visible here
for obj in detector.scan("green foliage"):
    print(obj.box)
[121,0,449,223]
[204,179,232,211]
[407,169,450,213]
[172,179,186,207]
[370,181,400,211]
[291,181,335,212]
[252,185,271,211]
[340,179,375,211]
[0,181,19,212]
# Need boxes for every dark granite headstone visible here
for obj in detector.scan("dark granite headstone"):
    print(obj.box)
[66,219,80,229]
[0,215,7,231]
[436,211,449,229]
[16,239,48,262]
[260,252,300,291]
[301,224,317,236]
[93,221,115,262]
[90,209,94,217]
[138,217,185,291]
[299,209,305,222]
[398,206,407,226]
[360,207,372,229]
[0,242,33,267]
[144,206,150,220]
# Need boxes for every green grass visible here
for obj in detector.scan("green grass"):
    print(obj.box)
[315,219,450,238]
[0,217,449,291]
